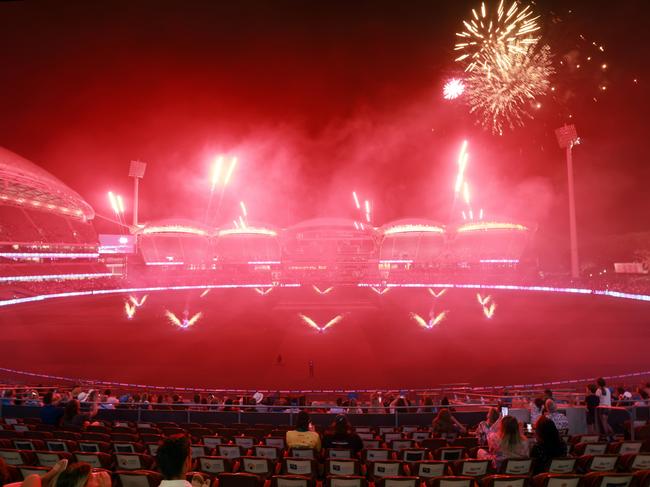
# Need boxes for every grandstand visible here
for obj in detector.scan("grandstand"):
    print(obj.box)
[136,219,211,268]
[0,147,106,285]
[281,218,379,283]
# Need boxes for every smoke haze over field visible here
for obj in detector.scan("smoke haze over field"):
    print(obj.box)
[0,0,648,267]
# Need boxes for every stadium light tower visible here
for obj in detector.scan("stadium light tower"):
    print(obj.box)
[555,124,580,279]
[128,160,147,227]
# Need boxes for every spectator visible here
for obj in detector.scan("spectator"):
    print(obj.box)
[54,462,111,487]
[417,397,436,414]
[545,400,569,432]
[156,435,208,487]
[635,388,649,406]
[62,399,98,428]
[616,386,633,406]
[20,458,69,487]
[1,389,15,406]
[431,408,466,439]
[478,415,529,469]
[286,411,321,451]
[346,398,363,414]
[596,377,614,437]
[329,398,345,414]
[530,397,545,426]
[41,391,63,426]
[585,384,600,434]
[99,389,118,410]
[530,416,567,474]
[476,407,501,446]
[322,415,363,454]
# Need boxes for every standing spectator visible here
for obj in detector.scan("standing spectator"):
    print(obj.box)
[286,411,321,451]
[477,416,529,469]
[596,377,614,438]
[40,392,63,426]
[530,397,545,426]
[1,389,15,406]
[585,384,600,434]
[545,400,569,432]
[530,416,567,474]
[322,415,363,454]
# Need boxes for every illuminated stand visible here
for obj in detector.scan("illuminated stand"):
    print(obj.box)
[555,124,580,279]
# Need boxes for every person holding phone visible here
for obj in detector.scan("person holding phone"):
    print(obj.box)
[477,415,529,469]
[475,407,501,446]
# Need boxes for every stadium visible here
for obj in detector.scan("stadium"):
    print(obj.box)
[1,2,649,487]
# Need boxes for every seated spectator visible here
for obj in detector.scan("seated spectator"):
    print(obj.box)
[20,458,69,487]
[545,399,569,432]
[286,411,321,451]
[476,407,501,446]
[417,397,436,413]
[615,386,633,406]
[53,462,111,487]
[346,398,363,414]
[157,435,208,487]
[478,415,529,469]
[530,416,567,474]
[329,398,346,414]
[40,391,63,426]
[322,415,363,454]
[530,397,545,426]
[99,389,119,410]
[431,408,466,439]
[62,399,98,428]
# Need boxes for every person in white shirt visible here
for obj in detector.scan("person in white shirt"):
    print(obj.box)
[157,435,209,487]
[595,377,614,437]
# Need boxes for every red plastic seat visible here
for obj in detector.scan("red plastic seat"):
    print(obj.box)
[374,476,420,487]
[255,445,282,460]
[577,454,619,473]
[500,459,533,475]
[12,440,45,451]
[196,456,236,476]
[362,448,394,463]
[450,460,490,478]
[400,448,429,463]
[434,448,465,461]
[270,475,315,487]
[531,473,582,487]
[281,458,319,478]
[607,442,643,455]
[219,472,265,487]
[115,469,163,487]
[0,449,36,466]
[73,451,114,469]
[618,453,650,471]
[411,461,448,480]
[218,445,247,460]
[34,451,72,467]
[288,448,316,460]
[581,472,633,487]
[546,458,577,474]
[325,458,362,477]
[325,475,368,487]
[45,439,77,452]
[114,452,154,470]
[425,475,475,487]
[481,475,528,487]
[240,456,278,478]
[366,460,408,481]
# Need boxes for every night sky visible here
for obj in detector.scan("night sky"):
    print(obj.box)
[0,0,648,266]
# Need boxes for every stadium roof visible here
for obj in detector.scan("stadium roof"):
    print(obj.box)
[137,218,212,236]
[0,146,94,220]
[286,217,376,233]
[381,218,446,236]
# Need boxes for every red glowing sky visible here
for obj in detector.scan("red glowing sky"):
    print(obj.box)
[0,0,648,260]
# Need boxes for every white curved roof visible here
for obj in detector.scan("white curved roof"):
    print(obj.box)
[0,146,94,219]
[137,219,212,236]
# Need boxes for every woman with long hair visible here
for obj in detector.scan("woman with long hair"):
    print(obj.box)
[431,408,466,439]
[530,416,567,473]
[478,415,529,469]
[62,399,97,428]
[322,414,363,453]
[596,377,614,437]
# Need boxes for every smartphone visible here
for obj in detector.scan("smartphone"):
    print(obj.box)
[526,423,533,433]
[501,406,509,416]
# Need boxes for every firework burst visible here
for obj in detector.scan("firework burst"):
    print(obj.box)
[455,0,541,72]
[465,42,553,134]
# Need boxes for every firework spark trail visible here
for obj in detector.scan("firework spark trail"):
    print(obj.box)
[370,286,390,295]
[312,285,334,295]
[254,287,273,295]
[211,156,224,190]
[129,295,148,307]
[299,313,343,333]
[463,182,471,205]
[411,311,447,329]
[200,289,210,298]
[465,42,553,134]
[166,310,202,328]
[240,201,247,218]
[428,288,448,298]
[454,141,469,194]
[224,157,237,186]
[483,301,497,318]
[476,293,492,305]
[455,0,541,73]
[352,191,360,209]
[124,301,136,319]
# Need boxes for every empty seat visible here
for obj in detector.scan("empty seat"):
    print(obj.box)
[72,452,114,469]
[235,437,257,449]
[218,473,265,487]
[578,454,619,473]
[500,459,533,475]
[581,472,633,487]
[618,453,650,471]
[13,440,45,451]
[412,432,432,442]
[363,449,394,463]
[573,443,608,456]
[367,461,408,480]
[391,441,414,451]
[265,437,286,449]
[434,448,465,462]
[400,449,429,463]
[218,445,246,459]
[482,475,528,487]
[374,476,419,487]
[547,458,577,474]
[196,456,234,475]
[115,453,154,471]
[411,461,448,479]
[425,475,475,487]
[271,475,315,487]
[46,440,77,452]
[203,436,224,449]
[532,473,582,487]
[254,446,282,460]
[18,467,50,479]
[115,470,163,487]
[78,441,111,453]
[282,458,319,478]
[0,449,35,466]
[240,457,277,478]
[450,460,490,478]
[451,438,479,449]
[325,475,368,487]
[607,442,643,455]
[325,459,361,476]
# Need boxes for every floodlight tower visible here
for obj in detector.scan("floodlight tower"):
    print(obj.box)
[128,160,147,227]
[555,124,580,279]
